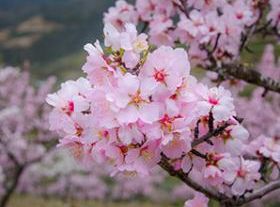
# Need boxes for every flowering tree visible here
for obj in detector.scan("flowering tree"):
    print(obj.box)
[47,0,280,206]
[0,67,57,207]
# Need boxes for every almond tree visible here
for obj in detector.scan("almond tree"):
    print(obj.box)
[47,1,280,206]
[0,67,56,207]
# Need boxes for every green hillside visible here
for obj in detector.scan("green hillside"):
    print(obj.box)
[0,0,115,78]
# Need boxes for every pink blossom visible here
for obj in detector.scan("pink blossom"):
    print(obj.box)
[120,140,161,175]
[161,135,191,159]
[149,14,174,46]
[184,192,209,207]
[248,136,280,164]
[177,10,207,39]
[92,140,124,167]
[181,154,193,173]
[104,0,138,30]
[46,78,90,116]
[231,158,261,196]
[203,153,235,186]
[104,23,148,52]
[195,85,235,121]
[135,0,175,22]
[140,46,190,98]
[106,73,162,124]
[216,124,249,155]
[224,0,253,26]
[82,41,115,86]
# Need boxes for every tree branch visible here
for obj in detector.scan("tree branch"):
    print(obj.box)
[192,122,230,148]
[158,154,226,201]
[0,166,24,207]
[178,0,190,18]
[159,120,280,206]
[160,153,280,206]
[163,1,280,206]
[235,180,280,206]
[206,63,280,94]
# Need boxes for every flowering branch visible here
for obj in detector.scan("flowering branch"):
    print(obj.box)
[160,142,280,207]
[158,154,226,201]
[206,63,280,94]
[192,122,230,148]
[178,0,190,18]
[235,180,280,205]
[175,0,280,95]
[46,1,280,207]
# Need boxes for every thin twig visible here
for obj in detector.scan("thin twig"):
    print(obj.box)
[178,0,190,18]
[206,63,280,94]
[210,33,221,54]
[190,149,207,159]
[192,122,230,148]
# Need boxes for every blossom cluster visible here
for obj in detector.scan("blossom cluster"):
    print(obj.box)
[47,22,266,203]
[235,45,280,182]
[103,0,274,67]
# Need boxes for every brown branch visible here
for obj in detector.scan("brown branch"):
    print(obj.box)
[210,33,221,54]
[192,122,230,148]
[0,166,24,207]
[160,148,280,206]
[172,0,185,14]
[234,180,280,206]
[158,154,226,201]
[178,0,190,18]
[161,1,280,206]
[159,120,280,206]
[239,25,256,52]
[206,63,280,94]
[190,149,207,159]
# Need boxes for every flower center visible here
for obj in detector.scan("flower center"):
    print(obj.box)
[75,123,83,137]
[209,97,219,105]
[236,12,244,20]
[98,130,109,139]
[153,68,168,82]
[130,90,145,106]
[116,19,124,28]
[119,145,128,154]
[62,101,74,116]
[237,169,247,178]
[206,153,223,166]
[221,130,232,142]
[140,146,153,160]
[159,114,175,131]
[209,26,215,32]
[133,40,147,52]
